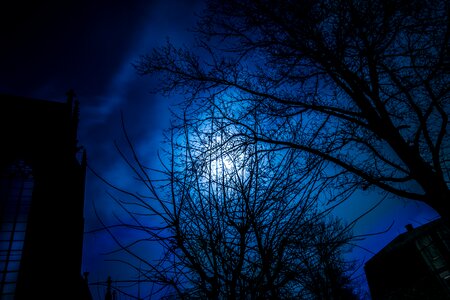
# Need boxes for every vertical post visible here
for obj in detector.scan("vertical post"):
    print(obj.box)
[105,276,112,300]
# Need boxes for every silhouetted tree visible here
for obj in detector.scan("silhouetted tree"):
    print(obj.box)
[137,0,450,218]
[100,113,358,299]
[297,219,360,300]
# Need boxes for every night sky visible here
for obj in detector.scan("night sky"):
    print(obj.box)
[0,1,440,299]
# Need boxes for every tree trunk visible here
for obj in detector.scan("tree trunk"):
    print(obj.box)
[376,114,450,220]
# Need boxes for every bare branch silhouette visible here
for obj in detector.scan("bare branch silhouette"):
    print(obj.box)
[137,0,450,219]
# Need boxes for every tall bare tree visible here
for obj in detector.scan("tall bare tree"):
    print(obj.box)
[99,112,358,299]
[137,0,450,218]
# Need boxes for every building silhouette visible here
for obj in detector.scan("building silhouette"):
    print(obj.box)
[364,218,450,299]
[0,92,92,299]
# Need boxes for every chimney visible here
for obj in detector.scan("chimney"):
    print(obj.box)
[405,224,414,232]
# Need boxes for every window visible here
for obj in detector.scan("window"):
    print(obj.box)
[0,161,33,299]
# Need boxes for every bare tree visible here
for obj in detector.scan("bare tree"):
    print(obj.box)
[137,0,450,218]
[296,219,360,300]
[98,111,358,299]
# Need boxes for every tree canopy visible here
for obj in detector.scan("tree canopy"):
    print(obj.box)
[138,0,450,218]
[101,116,359,299]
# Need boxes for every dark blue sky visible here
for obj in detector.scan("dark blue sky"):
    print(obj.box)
[0,1,440,298]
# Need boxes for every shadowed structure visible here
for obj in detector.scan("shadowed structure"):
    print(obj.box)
[365,219,450,299]
[0,93,91,299]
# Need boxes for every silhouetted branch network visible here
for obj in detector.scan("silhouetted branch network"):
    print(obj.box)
[137,0,450,219]
[94,110,361,299]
